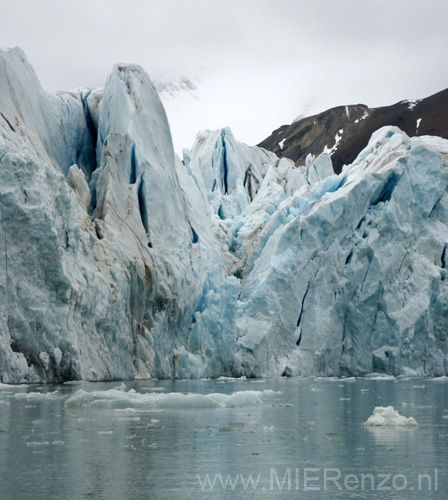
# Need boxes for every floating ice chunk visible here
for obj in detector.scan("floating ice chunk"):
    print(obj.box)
[156,393,221,409]
[114,408,136,415]
[263,426,274,432]
[216,376,247,381]
[365,406,418,427]
[208,391,263,407]
[115,416,141,422]
[32,419,45,426]
[113,383,127,391]
[13,391,59,400]
[65,388,267,410]
[320,377,356,383]
[430,376,448,382]
[364,373,396,381]
[0,383,29,390]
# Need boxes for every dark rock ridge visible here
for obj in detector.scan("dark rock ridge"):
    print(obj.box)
[259,88,448,174]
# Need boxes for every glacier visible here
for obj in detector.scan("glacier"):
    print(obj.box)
[1,47,448,383]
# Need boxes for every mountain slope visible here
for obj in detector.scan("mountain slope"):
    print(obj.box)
[259,88,448,174]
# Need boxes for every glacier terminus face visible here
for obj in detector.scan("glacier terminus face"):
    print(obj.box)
[1,47,448,383]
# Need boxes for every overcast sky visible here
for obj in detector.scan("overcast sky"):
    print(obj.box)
[1,0,448,153]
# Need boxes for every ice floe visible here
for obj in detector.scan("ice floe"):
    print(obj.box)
[65,388,275,410]
[365,406,418,427]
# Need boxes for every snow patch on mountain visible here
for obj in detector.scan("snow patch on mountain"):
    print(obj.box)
[323,130,343,156]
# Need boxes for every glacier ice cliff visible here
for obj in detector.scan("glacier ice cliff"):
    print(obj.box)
[1,47,448,383]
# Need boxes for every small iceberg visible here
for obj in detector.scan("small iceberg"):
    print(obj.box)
[0,383,29,390]
[13,391,60,400]
[364,373,396,381]
[65,388,270,410]
[365,406,418,427]
[430,376,448,382]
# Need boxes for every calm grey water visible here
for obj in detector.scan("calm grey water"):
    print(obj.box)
[0,377,447,500]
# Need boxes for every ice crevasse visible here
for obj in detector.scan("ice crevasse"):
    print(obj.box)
[0,47,448,383]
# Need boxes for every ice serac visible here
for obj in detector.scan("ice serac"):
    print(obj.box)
[233,128,448,377]
[1,47,448,383]
[181,126,448,378]
[183,127,281,218]
[0,48,212,382]
[90,62,220,379]
[0,48,96,179]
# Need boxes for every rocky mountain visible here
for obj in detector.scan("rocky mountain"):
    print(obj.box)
[259,88,448,174]
[1,47,448,383]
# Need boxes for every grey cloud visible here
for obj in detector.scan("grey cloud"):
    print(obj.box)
[1,0,447,148]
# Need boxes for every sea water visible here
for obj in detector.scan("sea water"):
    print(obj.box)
[0,377,446,499]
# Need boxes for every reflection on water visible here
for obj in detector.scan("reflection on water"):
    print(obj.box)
[0,377,446,499]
